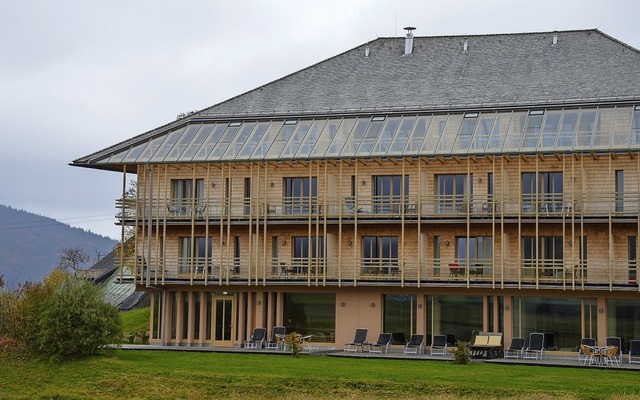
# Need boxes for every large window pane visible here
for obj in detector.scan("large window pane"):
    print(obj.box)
[384,294,417,344]
[513,297,584,351]
[427,295,483,344]
[283,293,335,342]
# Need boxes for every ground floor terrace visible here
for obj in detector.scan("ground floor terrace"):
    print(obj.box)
[144,285,640,357]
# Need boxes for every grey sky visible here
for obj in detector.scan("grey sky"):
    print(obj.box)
[1,0,639,239]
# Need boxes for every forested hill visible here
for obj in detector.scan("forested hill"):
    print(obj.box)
[0,204,118,287]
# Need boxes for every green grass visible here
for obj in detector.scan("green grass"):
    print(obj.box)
[1,351,640,399]
[120,307,150,337]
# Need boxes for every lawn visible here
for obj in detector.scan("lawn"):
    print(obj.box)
[1,350,639,399]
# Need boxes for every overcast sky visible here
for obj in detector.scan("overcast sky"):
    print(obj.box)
[1,0,639,240]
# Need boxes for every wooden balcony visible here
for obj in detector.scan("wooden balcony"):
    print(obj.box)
[116,192,640,224]
[122,255,640,291]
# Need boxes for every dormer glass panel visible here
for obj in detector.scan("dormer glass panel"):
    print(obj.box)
[150,127,186,161]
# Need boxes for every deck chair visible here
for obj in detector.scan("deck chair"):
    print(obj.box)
[403,334,424,355]
[606,336,623,365]
[578,338,596,362]
[629,340,640,364]
[523,332,545,360]
[430,334,448,356]
[504,337,526,359]
[265,326,286,350]
[345,196,363,214]
[344,328,368,352]
[244,327,267,349]
[368,333,392,354]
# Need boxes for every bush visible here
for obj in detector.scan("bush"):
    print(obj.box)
[1,270,122,362]
[451,341,471,364]
[0,336,30,361]
[35,278,122,361]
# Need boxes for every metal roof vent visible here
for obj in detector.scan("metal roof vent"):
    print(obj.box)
[364,44,370,57]
[552,31,558,46]
[463,38,468,52]
[404,26,415,55]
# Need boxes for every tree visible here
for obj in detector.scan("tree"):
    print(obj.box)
[0,274,4,289]
[57,248,90,275]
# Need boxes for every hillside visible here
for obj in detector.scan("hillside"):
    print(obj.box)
[0,204,118,287]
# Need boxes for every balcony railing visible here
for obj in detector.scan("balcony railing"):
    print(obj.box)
[124,255,639,290]
[117,192,640,222]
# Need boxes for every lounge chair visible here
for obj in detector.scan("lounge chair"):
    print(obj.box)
[344,328,368,352]
[629,340,640,364]
[265,326,286,350]
[403,334,424,355]
[430,334,448,356]
[244,327,267,349]
[523,332,545,360]
[504,337,526,359]
[606,336,623,365]
[578,338,596,363]
[345,196,363,214]
[368,333,393,354]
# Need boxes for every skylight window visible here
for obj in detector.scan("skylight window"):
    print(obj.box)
[372,116,386,122]
[284,119,298,125]
[635,105,640,111]
[464,112,479,118]
[529,110,545,116]
[229,121,242,127]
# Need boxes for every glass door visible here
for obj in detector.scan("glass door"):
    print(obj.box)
[212,297,235,347]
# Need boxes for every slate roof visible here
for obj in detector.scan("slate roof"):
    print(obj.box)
[200,29,640,117]
[73,29,640,169]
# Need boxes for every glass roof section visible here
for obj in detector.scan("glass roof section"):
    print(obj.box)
[95,106,640,165]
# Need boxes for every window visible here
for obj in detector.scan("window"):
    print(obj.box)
[427,295,483,343]
[455,236,493,270]
[292,236,325,273]
[628,236,636,283]
[615,170,624,212]
[283,293,335,342]
[170,179,205,216]
[373,175,409,214]
[283,177,317,214]
[383,294,417,344]
[522,236,563,278]
[178,237,213,274]
[521,172,563,213]
[436,174,472,213]
[362,236,398,274]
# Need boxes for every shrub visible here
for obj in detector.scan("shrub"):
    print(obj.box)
[451,341,471,364]
[0,336,30,361]
[285,333,303,357]
[35,278,122,361]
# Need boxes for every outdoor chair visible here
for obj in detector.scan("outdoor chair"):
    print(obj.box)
[345,196,363,214]
[606,336,623,365]
[368,333,393,354]
[344,328,368,352]
[578,338,596,363]
[430,334,448,356]
[504,337,526,359]
[265,326,286,350]
[244,327,267,349]
[579,344,596,365]
[403,334,424,355]
[523,332,545,360]
[629,340,640,364]
[604,346,621,366]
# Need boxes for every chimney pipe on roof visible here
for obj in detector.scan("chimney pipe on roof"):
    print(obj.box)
[552,31,558,46]
[364,43,370,57]
[463,38,468,52]
[404,26,415,55]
